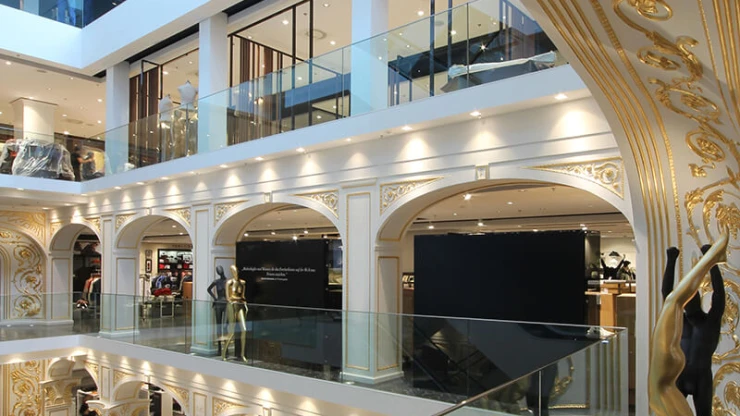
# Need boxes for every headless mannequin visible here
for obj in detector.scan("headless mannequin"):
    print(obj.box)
[222,265,248,362]
[660,245,725,416]
[178,81,198,108]
[601,254,625,280]
[207,266,228,352]
[176,81,198,157]
[159,94,175,161]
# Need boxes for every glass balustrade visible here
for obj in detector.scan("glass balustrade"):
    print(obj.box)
[0,0,562,182]
[0,292,626,409]
[0,0,126,28]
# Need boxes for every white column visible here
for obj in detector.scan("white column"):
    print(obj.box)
[11,98,57,142]
[105,62,130,175]
[191,206,221,355]
[100,245,139,337]
[350,0,389,115]
[197,13,229,153]
[48,250,74,323]
[160,392,173,416]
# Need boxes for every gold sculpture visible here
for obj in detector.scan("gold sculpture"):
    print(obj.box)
[222,265,248,362]
[649,230,729,416]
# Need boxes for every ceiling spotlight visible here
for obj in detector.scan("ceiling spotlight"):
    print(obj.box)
[244,233,249,237]
[282,19,289,25]
[189,60,194,64]
[16,188,24,191]
[303,229,309,234]
[478,221,484,227]
[219,164,228,168]
[345,138,352,142]
[533,229,539,232]
[417,10,424,16]
[114,186,122,190]
[402,125,413,131]
[453,212,458,216]
[316,115,322,119]
[330,40,336,46]
[29,97,34,100]
[450,30,457,35]
[161,176,169,180]
[297,76,303,81]
[296,147,306,153]
[579,223,585,227]
[470,110,482,117]
[62,114,67,117]
[179,232,184,235]
[480,44,487,50]
[256,156,264,161]
[63,131,70,135]
[323,2,330,7]
[97,120,102,124]
[97,98,103,103]
[582,226,588,230]
[0,111,2,115]
[292,235,298,241]
[4,61,10,65]
[163,71,169,75]
[507,201,514,205]
[271,231,276,235]
[555,93,568,100]
[428,224,435,230]
[463,193,472,201]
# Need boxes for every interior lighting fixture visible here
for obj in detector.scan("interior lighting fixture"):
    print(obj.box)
[63,131,70,135]
[453,212,458,216]
[463,193,472,201]
[244,233,249,237]
[470,110,482,117]
[345,138,352,142]
[579,223,585,227]
[163,71,169,75]
[303,229,309,234]
[172,225,176,228]
[292,235,298,241]
[323,2,330,7]
[533,229,539,232]
[417,10,424,16]
[16,188,23,191]
[256,156,264,161]
[450,30,457,35]
[97,120,102,124]
[477,221,484,227]
[316,115,322,119]
[29,97,34,100]
[554,93,568,100]
[271,231,276,235]
[330,40,336,45]
[428,224,435,230]
[402,125,413,131]
[296,147,306,153]
[161,176,169,180]
[297,76,303,81]
[0,111,2,115]
[480,44,487,50]
[507,201,514,205]
[189,60,194,64]
[282,19,290,25]
[114,186,122,190]
[4,61,10,65]
[97,98,103,103]
[136,181,145,185]
[378,56,383,60]
[62,114,67,117]
[582,227,588,231]
[219,164,228,168]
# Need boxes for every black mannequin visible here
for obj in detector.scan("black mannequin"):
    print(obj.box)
[601,254,625,280]
[207,265,228,353]
[661,245,725,416]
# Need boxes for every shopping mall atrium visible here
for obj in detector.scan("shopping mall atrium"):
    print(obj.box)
[0,0,736,415]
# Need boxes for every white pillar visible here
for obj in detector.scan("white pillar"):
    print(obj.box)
[191,206,221,355]
[197,13,229,153]
[105,62,130,175]
[350,0,389,115]
[11,98,57,142]
[48,250,74,323]
[160,392,173,416]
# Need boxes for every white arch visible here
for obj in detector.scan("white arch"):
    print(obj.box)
[49,222,100,252]
[116,212,192,250]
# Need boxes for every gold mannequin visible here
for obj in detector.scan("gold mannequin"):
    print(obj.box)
[649,230,729,416]
[222,265,248,362]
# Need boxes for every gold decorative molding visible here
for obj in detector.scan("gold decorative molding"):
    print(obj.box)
[0,230,44,318]
[6,360,46,416]
[84,362,99,380]
[167,207,192,227]
[86,217,101,234]
[112,370,132,387]
[214,200,246,225]
[296,191,339,217]
[380,178,441,214]
[163,384,190,414]
[527,158,625,199]
[213,397,241,416]
[49,221,62,238]
[0,211,46,243]
[115,214,135,231]
[43,379,79,407]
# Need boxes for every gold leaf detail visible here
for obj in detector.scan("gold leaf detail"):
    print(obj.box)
[527,158,625,198]
[115,214,135,231]
[86,217,101,234]
[0,211,46,243]
[50,222,62,238]
[380,178,442,214]
[167,208,191,227]
[164,384,190,414]
[9,360,46,416]
[0,229,44,318]
[214,201,246,225]
[112,370,131,387]
[213,398,241,416]
[296,191,339,217]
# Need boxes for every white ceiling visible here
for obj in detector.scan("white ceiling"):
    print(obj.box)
[0,59,106,138]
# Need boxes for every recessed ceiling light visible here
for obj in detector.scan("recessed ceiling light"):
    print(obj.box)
[4,61,10,65]
[582,226,588,230]
[64,203,72,206]
[533,229,539,232]
[608,230,613,233]
[330,40,336,45]
[292,235,299,241]
[507,201,514,205]
[255,156,264,161]
[271,231,276,235]
[189,60,194,64]
[63,131,70,135]
[47,87,52,91]
[16,188,23,191]
[402,125,413,131]
[97,120,102,124]
[62,114,67,117]
[303,229,309,234]
[136,181,145,185]
[81,193,87,196]
[463,193,472,201]
[345,138,352,142]
[555,93,568,100]
[478,221,484,227]
[244,233,249,237]
[42,207,50,210]
[470,110,481,117]
[0,111,2,115]
[219,164,228,168]
[428,224,435,229]
[29,97,34,100]
[97,98,103,103]
[296,147,306,153]
[316,115,322,119]
[323,2,330,7]
[453,212,458,216]
[417,10,424,16]
[282,19,289,25]
[179,232,184,235]
[114,186,122,190]
[172,225,176,228]
[161,176,169,180]
[450,30,457,35]
[189,171,196,175]
[163,71,169,75]
[579,223,585,227]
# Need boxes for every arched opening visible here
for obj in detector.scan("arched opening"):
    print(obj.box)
[214,202,343,378]
[114,215,193,338]
[378,179,636,409]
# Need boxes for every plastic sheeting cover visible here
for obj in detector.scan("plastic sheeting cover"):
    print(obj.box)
[12,139,75,180]
[0,139,20,174]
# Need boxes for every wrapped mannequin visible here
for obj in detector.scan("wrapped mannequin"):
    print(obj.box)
[178,81,198,109]
[175,81,198,158]
[222,265,248,362]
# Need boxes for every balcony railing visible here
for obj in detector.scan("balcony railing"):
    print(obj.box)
[0,292,627,413]
[0,0,563,183]
[0,0,126,28]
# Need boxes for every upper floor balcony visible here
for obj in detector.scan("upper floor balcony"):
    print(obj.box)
[0,0,126,28]
[0,0,578,194]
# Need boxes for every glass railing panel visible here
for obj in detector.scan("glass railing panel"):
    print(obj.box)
[0,0,126,28]
[436,328,628,415]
